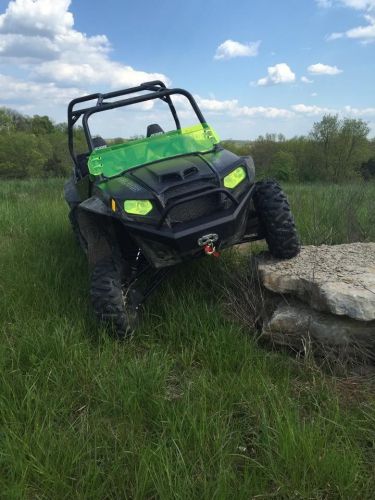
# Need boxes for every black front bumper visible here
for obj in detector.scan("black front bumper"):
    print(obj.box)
[123,186,256,267]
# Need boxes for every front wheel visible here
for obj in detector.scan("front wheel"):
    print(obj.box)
[253,180,300,259]
[90,257,137,339]
[68,207,87,253]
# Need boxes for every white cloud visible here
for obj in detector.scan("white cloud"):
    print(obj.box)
[336,0,375,9]
[34,60,168,89]
[194,95,294,119]
[0,72,84,105]
[301,76,314,83]
[327,32,345,40]
[182,96,375,122]
[0,0,74,37]
[235,106,294,118]
[308,63,343,75]
[173,92,294,119]
[291,102,375,117]
[316,0,375,10]
[330,14,375,42]
[0,0,169,89]
[318,0,375,42]
[0,33,62,60]
[292,104,335,115]
[346,14,375,38]
[214,39,260,60]
[195,96,238,112]
[256,63,296,86]
[343,105,375,115]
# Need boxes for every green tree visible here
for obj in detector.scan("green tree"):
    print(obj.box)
[336,117,370,180]
[0,108,14,132]
[0,132,45,179]
[1,108,31,132]
[269,150,297,181]
[250,134,282,177]
[43,131,73,177]
[310,114,370,182]
[360,157,375,181]
[31,115,54,135]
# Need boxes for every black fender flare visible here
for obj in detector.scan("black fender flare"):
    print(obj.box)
[78,196,112,217]
[242,155,256,184]
[64,177,81,207]
[73,198,114,267]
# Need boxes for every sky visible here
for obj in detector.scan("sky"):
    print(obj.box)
[0,0,374,139]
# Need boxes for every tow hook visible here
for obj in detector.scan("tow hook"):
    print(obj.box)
[198,233,220,258]
[203,243,220,257]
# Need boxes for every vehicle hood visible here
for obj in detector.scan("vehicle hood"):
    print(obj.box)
[97,149,240,201]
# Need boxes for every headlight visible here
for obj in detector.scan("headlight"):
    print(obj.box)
[223,166,246,189]
[124,200,153,215]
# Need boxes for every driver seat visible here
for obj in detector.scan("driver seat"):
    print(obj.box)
[147,123,164,137]
[76,136,107,179]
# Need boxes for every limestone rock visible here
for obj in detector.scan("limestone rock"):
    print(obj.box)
[257,243,375,322]
[263,300,375,353]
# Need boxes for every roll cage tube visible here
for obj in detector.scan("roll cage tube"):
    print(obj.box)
[68,81,177,167]
[81,88,207,152]
[67,81,207,167]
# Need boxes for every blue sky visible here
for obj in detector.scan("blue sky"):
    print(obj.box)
[0,0,374,139]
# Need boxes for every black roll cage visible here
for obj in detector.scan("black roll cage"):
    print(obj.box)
[67,80,207,169]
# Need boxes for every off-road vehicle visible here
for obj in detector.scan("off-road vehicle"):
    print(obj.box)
[64,81,299,337]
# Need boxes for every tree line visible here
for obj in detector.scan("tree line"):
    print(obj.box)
[223,115,375,182]
[0,108,87,179]
[1,106,374,182]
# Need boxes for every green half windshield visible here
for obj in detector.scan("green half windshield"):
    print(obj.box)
[88,123,220,178]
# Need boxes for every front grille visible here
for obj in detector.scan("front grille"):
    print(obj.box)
[164,180,221,224]
[164,180,214,200]
[168,192,222,224]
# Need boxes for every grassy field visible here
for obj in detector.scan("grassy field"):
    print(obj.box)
[1,179,375,499]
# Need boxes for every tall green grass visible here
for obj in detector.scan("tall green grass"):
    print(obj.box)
[287,183,375,245]
[1,179,374,498]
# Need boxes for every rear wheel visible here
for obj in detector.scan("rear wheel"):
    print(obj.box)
[90,257,137,339]
[253,180,300,259]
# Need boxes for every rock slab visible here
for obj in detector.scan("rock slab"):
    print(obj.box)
[257,243,375,322]
[264,300,375,351]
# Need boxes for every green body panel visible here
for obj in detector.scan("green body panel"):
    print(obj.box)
[88,123,220,178]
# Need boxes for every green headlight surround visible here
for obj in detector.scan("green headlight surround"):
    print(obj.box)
[223,166,247,189]
[124,199,153,216]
